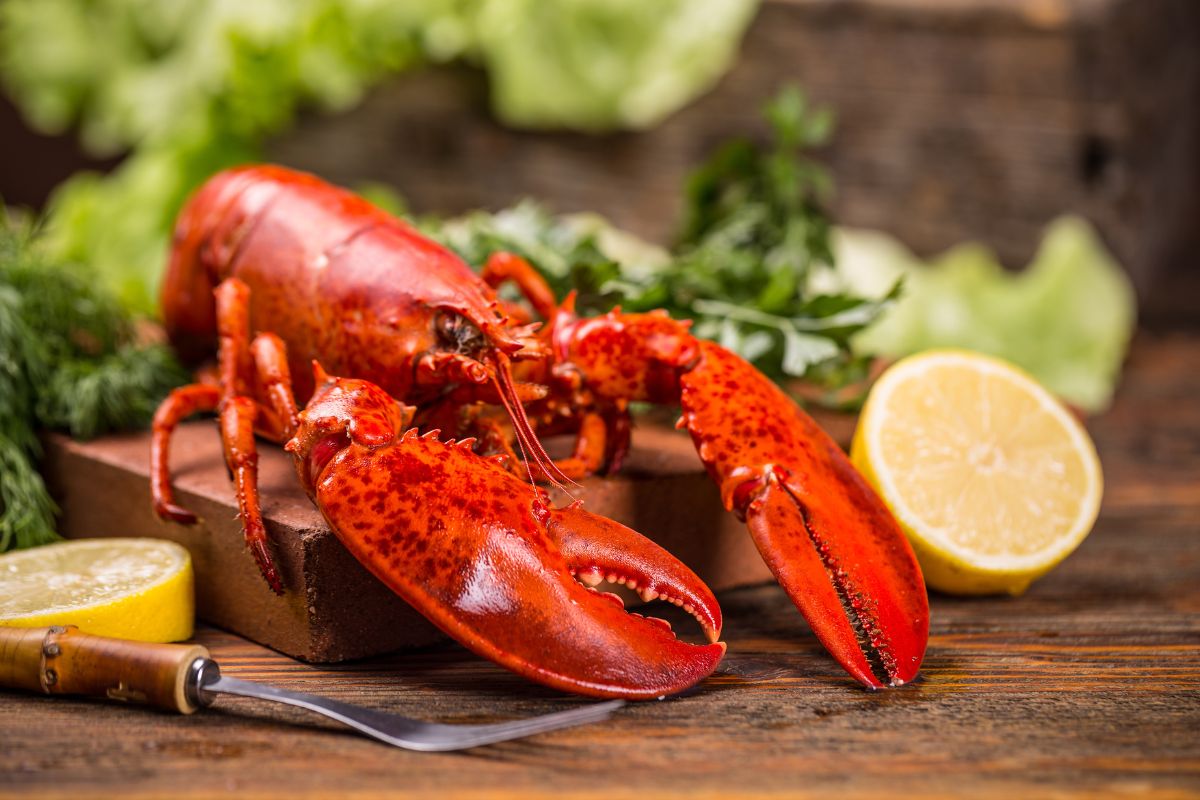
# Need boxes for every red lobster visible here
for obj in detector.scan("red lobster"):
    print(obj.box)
[152,165,928,695]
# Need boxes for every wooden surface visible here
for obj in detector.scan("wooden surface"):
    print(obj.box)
[3,329,1199,799]
[270,0,1200,300]
[41,423,771,662]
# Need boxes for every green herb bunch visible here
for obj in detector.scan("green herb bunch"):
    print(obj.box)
[0,220,189,551]
[427,89,896,392]
[666,88,897,387]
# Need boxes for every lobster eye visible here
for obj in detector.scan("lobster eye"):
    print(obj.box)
[435,311,485,354]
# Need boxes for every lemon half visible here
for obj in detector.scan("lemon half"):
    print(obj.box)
[0,538,194,641]
[852,350,1103,595]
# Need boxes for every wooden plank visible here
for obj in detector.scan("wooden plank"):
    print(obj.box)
[3,331,1198,798]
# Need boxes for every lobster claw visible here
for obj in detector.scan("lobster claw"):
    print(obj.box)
[680,341,929,689]
[288,374,725,699]
[546,502,722,642]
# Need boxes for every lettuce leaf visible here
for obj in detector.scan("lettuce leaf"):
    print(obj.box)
[475,0,758,130]
[844,217,1136,411]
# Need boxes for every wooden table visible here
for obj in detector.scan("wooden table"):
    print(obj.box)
[2,330,1198,799]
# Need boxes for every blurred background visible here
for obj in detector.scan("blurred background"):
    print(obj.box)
[3,1,1197,307]
[0,0,1196,388]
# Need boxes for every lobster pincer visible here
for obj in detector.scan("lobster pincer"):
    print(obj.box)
[286,369,726,699]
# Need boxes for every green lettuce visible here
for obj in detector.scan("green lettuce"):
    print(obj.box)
[474,0,758,130]
[843,217,1136,411]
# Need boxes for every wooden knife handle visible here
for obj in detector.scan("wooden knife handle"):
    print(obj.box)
[0,625,210,714]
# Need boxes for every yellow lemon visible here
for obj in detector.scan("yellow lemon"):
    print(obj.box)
[852,350,1103,595]
[0,538,194,641]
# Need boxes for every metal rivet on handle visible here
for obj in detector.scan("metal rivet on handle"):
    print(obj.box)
[43,643,61,657]
[44,669,57,686]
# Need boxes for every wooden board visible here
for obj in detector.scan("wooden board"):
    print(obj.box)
[3,330,1197,798]
[40,420,774,662]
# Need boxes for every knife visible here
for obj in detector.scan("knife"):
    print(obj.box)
[0,625,624,751]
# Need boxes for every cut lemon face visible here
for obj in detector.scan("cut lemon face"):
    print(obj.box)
[852,350,1103,595]
[0,538,194,641]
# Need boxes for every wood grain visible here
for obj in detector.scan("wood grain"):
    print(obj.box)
[2,331,1197,799]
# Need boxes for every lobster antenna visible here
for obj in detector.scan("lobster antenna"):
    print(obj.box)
[492,367,545,484]
[490,352,578,497]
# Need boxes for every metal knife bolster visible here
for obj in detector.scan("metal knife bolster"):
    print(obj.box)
[0,625,211,714]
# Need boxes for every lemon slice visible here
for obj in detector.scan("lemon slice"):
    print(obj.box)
[0,538,194,641]
[852,350,1103,595]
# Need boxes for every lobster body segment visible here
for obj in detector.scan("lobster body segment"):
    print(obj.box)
[163,165,531,405]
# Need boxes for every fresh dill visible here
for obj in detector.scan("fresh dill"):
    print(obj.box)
[0,218,188,551]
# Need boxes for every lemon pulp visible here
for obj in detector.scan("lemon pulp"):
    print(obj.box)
[0,538,194,641]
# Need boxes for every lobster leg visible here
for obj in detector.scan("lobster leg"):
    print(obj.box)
[218,396,281,594]
[602,404,634,475]
[554,412,608,479]
[678,341,928,688]
[151,383,221,523]
[541,402,633,479]
[208,279,305,593]
[522,412,609,481]
[249,332,301,441]
[463,408,621,482]
[481,252,558,321]
[151,291,295,528]
[152,332,303,533]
